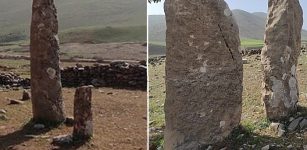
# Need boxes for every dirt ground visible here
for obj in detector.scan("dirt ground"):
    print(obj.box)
[0,88,147,150]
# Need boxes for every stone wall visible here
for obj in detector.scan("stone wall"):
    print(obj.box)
[0,61,147,90]
[61,61,147,90]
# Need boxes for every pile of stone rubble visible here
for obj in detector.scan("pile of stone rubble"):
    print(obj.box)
[270,116,307,137]
[0,72,30,89]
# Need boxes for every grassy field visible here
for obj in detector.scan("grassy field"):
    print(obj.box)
[241,39,264,49]
[149,54,307,149]
[148,39,265,57]
[59,26,146,44]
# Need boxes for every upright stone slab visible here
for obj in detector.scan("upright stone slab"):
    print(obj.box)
[30,0,65,122]
[73,86,93,140]
[164,0,243,149]
[261,0,303,121]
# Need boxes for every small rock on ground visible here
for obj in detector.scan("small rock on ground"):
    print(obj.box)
[299,119,307,130]
[33,124,45,130]
[8,99,24,105]
[52,134,73,145]
[0,114,8,120]
[261,145,270,150]
[0,109,6,114]
[288,117,303,132]
[287,145,294,149]
[64,117,74,126]
[21,90,31,101]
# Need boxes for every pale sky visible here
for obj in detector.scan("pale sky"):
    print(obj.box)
[148,0,307,29]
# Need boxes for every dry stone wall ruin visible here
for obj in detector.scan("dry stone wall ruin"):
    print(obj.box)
[61,61,147,90]
[0,61,147,90]
[164,0,243,149]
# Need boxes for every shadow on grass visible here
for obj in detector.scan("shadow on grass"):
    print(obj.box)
[0,119,59,149]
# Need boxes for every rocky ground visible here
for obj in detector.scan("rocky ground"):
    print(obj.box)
[149,54,307,150]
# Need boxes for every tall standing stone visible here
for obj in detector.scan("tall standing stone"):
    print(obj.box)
[30,0,65,122]
[73,86,93,140]
[164,0,243,149]
[261,0,303,121]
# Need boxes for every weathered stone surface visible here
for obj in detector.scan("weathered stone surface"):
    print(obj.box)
[288,117,303,132]
[52,134,73,145]
[30,0,65,122]
[164,0,243,149]
[73,86,93,140]
[299,119,307,130]
[261,0,303,121]
[22,90,31,101]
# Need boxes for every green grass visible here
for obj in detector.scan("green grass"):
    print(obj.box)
[0,25,146,45]
[150,39,264,49]
[59,26,146,44]
[241,39,264,48]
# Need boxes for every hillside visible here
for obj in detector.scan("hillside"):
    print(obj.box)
[149,9,307,44]
[0,0,146,43]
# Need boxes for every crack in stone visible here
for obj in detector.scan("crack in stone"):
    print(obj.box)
[218,24,235,60]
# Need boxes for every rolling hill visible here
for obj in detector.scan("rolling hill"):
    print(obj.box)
[149,9,307,45]
[0,0,146,43]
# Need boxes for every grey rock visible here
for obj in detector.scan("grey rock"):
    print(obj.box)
[299,119,307,129]
[0,109,6,114]
[164,0,242,149]
[278,129,286,137]
[33,124,45,130]
[261,0,303,120]
[261,145,270,150]
[303,145,307,150]
[0,114,8,120]
[8,99,24,105]
[52,134,72,145]
[287,144,294,149]
[288,117,303,131]
[206,146,213,150]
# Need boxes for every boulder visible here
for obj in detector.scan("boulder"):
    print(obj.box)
[261,0,303,120]
[164,0,243,148]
